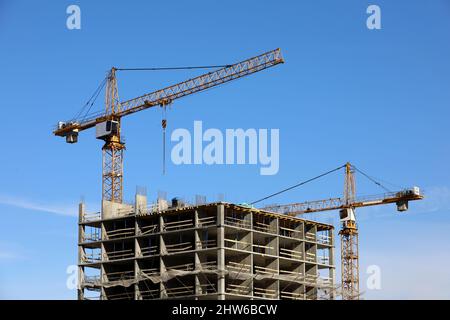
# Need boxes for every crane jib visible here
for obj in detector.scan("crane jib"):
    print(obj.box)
[262,188,424,216]
[53,48,283,137]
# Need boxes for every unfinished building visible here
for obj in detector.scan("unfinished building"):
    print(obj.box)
[77,193,335,300]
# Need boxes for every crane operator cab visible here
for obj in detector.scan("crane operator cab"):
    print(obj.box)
[96,120,119,140]
[339,208,356,229]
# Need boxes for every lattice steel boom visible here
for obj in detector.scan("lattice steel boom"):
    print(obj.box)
[261,162,423,300]
[54,49,284,203]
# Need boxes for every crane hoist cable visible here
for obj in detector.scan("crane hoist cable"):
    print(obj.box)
[71,64,232,123]
[250,164,346,205]
[251,163,402,207]
[352,165,392,193]
[161,103,168,175]
[71,64,233,175]
[54,48,285,205]
[115,65,232,71]
[72,75,108,122]
[115,65,232,175]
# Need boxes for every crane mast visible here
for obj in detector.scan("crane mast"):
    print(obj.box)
[53,49,423,300]
[340,162,359,300]
[102,68,124,202]
[54,49,284,204]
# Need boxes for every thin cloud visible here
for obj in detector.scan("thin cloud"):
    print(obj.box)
[0,194,79,217]
[410,185,450,214]
[0,251,21,261]
[0,242,27,262]
[361,249,450,299]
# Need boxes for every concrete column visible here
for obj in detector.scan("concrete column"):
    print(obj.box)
[134,260,140,300]
[134,215,140,300]
[194,210,201,250]
[329,231,336,300]
[249,212,254,299]
[274,217,280,299]
[194,209,199,228]
[135,193,147,215]
[217,204,225,300]
[194,210,201,297]
[77,266,84,300]
[77,202,85,300]
[195,273,201,298]
[159,214,167,299]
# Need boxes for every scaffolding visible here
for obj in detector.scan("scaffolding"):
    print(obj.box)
[78,197,335,300]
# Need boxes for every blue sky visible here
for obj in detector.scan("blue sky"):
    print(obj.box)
[1,0,449,299]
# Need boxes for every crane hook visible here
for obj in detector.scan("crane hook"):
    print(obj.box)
[161,104,168,175]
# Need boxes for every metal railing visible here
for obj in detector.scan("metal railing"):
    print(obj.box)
[82,211,101,222]
[140,245,158,257]
[82,232,101,242]
[84,275,101,285]
[226,262,251,274]
[196,239,217,249]
[104,227,135,240]
[164,242,193,253]
[82,252,102,263]
[254,287,277,299]
[139,224,159,235]
[224,216,252,229]
[198,216,216,227]
[279,248,303,260]
[103,249,134,261]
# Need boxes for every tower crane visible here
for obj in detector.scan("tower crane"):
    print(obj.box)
[53,49,284,203]
[261,162,424,300]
